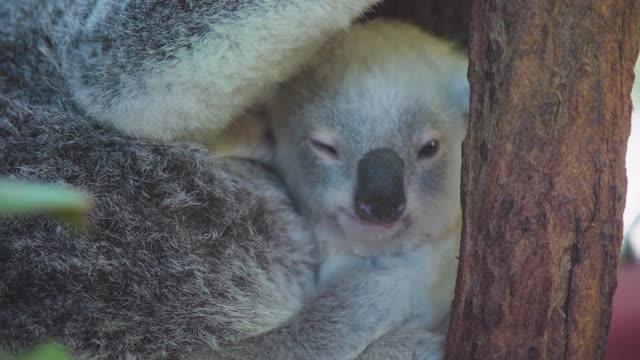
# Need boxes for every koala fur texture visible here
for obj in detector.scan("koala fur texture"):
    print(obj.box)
[267,19,468,331]
[0,0,467,359]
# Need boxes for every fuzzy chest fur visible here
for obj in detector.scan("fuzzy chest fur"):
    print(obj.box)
[317,229,460,331]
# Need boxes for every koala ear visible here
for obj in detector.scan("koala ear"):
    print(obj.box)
[448,78,470,125]
[207,105,275,163]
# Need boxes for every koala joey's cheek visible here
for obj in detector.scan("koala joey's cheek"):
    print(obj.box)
[321,187,353,212]
[417,159,449,195]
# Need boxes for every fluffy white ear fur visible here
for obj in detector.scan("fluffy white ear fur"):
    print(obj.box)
[450,77,470,121]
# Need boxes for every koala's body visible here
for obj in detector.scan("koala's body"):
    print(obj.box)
[62,0,382,141]
[265,19,468,331]
[1,1,464,359]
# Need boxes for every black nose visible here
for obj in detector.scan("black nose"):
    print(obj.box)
[354,148,406,225]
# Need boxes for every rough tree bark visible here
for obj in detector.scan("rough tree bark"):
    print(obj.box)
[446,1,640,360]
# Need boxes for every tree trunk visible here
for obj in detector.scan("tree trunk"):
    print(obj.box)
[445,1,640,359]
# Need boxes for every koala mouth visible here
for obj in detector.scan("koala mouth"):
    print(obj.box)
[340,208,403,230]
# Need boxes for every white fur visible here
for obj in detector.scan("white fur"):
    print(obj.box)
[75,0,380,140]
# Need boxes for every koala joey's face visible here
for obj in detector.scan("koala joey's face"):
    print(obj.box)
[269,20,469,257]
[270,75,468,257]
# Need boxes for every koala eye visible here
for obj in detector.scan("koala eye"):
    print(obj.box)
[417,139,441,160]
[308,137,338,160]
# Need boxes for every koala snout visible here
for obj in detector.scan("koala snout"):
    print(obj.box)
[354,148,406,225]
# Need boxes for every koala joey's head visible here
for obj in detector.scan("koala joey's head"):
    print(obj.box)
[268,20,469,257]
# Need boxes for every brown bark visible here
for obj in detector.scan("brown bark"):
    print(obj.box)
[445,1,640,360]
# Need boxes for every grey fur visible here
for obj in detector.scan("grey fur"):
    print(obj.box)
[61,0,383,140]
[0,97,316,358]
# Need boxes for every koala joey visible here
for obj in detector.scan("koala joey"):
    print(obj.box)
[216,18,469,351]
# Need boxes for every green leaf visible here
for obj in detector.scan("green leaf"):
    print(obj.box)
[21,343,72,360]
[0,180,92,231]
[0,342,74,360]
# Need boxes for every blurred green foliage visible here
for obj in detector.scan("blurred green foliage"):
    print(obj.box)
[0,180,92,231]
[0,180,87,359]
[0,342,72,360]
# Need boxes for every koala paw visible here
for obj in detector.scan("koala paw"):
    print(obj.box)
[406,331,445,360]
[371,247,433,323]
[357,328,445,360]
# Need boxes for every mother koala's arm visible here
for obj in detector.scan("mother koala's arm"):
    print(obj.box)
[64,0,381,141]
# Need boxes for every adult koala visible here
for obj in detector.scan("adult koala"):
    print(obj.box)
[0,0,452,359]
